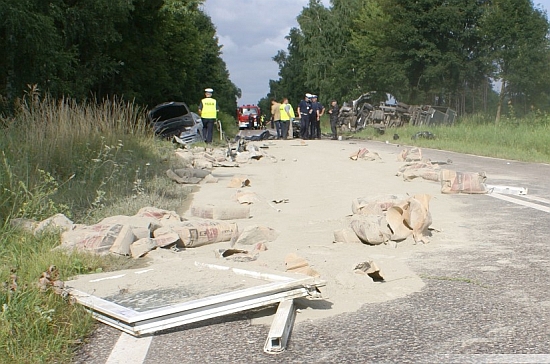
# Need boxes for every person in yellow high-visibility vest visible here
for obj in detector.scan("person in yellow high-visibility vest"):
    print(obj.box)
[198,88,219,143]
[279,98,295,140]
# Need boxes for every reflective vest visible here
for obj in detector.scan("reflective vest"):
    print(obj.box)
[201,98,217,119]
[279,103,294,121]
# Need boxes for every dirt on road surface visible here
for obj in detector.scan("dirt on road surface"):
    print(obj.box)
[74,137,550,363]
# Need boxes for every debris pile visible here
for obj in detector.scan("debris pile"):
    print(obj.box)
[337,194,433,245]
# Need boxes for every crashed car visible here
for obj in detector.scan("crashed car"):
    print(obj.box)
[147,102,203,143]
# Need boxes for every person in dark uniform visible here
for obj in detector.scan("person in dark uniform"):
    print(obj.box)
[198,88,218,143]
[297,93,312,139]
[309,95,324,139]
[328,99,340,140]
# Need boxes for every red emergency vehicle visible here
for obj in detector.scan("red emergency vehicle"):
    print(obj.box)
[236,104,261,130]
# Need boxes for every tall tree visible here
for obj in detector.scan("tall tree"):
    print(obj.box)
[480,0,550,121]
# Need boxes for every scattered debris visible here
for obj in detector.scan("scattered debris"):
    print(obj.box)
[69,263,326,338]
[397,147,422,162]
[234,225,279,246]
[190,203,251,220]
[397,161,441,182]
[228,176,251,188]
[411,131,435,140]
[486,184,528,195]
[440,169,487,194]
[348,194,433,245]
[285,253,320,277]
[333,228,363,244]
[37,265,66,295]
[349,148,382,161]
[354,261,385,282]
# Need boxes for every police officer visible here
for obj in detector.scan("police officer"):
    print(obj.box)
[297,93,312,139]
[309,95,324,139]
[198,88,219,143]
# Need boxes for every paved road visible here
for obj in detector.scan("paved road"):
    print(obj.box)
[75,140,550,364]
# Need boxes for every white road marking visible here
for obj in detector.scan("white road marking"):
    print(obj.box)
[89,274,125,282]
[105,332,152,364]
[521,194,550,205]
[488,193,550,213]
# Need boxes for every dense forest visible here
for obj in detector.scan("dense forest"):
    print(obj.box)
[0,0,240,113]
[1,0,550,119]
[265,0,550,120]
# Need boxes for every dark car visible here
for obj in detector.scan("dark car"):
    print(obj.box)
[147,102,203,143]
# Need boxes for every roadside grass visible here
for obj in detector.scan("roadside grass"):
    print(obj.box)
[0,95,192,363]
[323,112,550,163]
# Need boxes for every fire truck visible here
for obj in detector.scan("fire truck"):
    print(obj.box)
[236,104,261,130]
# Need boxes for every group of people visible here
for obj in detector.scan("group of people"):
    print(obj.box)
[297,93,340,140]
[270,97,295,139]
[270,93,341,141]
[199,87,341,144]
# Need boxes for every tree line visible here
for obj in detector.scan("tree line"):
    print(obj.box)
[0,0,240,113]
[265,0,550,120]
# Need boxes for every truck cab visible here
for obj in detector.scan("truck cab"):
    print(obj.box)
[236,105,261,130]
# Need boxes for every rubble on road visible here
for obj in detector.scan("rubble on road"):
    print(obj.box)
[285,253,320,277]
[397,147,422,162]
[354,261,384,282]
[397,161,441,182]
[440,169,488,194]
[349,148,382,161]
[345,194,433,245]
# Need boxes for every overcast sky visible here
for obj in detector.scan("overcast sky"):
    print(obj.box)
[202,0,550,105]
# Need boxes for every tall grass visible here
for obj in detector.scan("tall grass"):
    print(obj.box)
[335,112,550,163]
[0,93,193,363]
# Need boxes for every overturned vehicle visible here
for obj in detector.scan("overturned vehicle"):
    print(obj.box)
[147,102,203,143]
[337,92,456,132]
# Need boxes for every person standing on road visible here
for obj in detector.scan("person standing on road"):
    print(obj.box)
[310,95,324,139]
[279,97,294,140]
[297,93,312,139]
[198,88,219,143]
[328,99,340,140]
[270,98,282,138]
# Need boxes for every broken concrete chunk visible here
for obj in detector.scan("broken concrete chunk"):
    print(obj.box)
[152,227,181,247]
[109,224,136,256]
[34,213,74,236]
[190,203,250,220]
[350,215,392,245]
[351,195,405,215]
[173,168,211,179]
[131,227,151,240]
[192,158,213,170]
[397,147,422,162]
[166,169,202,184]
[333,228,362,244]
[349,148,381,161]
[354,261,384,281]
[284,253,320,277]
[235,225,279,245]
[174,150,195,167]
[234,191,259,204]
[202,174,219,183]
[228,176,251,188]
[130,238,158,258]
